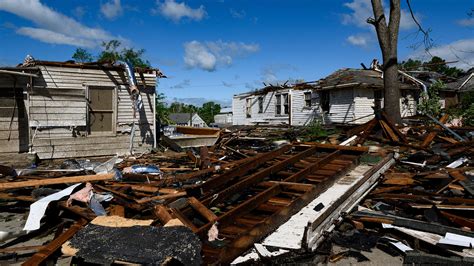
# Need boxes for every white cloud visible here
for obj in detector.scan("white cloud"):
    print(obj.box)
[457,18,474,27]
[410,39,474,70]
[0,0,122,48]
[17,27,96,47]
[153,0,206,22]
[342,0,419,30]
[101,0,123,20]
[230,8,246,19]
[183,40,259,71]
[347,34,371,47]
[184,41,217,71]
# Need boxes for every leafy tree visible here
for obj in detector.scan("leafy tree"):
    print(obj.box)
[98,40,121,63]
[399,58,422,70]
[426,56,464,78]
[121,48,150,68]
[198,102,221,125]
[97,40,151,68]
[155,93,170,124]
[72,48,93,63]
[417,79,443,117]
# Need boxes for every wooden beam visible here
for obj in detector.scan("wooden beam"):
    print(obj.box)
[0,173,113,190]
[284,151,341,183]
[188,197,217,222]
[200,144,294,194]
[135,191,187,204]
[170,208,199,232]
[421,114,449,147]
[154,205,173,224]
[197,185,282,235]
[202,146,319,206]
[23,219,87,266]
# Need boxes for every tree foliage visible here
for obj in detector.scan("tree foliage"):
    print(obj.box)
[417,79,443,117]
[399,56,465,77]
[71,40,151,68]
[98,40,151,68]
[155,93,171,124]
[198,102,221,125]
[72,48,93,63]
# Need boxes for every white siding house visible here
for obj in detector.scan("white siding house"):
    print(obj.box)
[214,107,233,127]
[0,60,162,159]
[232,68,420,126]
[169,113,207,128]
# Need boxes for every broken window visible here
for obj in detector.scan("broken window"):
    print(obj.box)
[88,86,115,134]
[275,94,281,115]
[0,88,17,118]
[258,96,264,113]
[275,93,289,115]
[304,92,312,107]
[246,98,252,118]
[319,91,330,112]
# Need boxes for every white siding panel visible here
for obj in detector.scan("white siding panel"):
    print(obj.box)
[328,89,355,124]
[291,90,322,126]
[353,87,375,124]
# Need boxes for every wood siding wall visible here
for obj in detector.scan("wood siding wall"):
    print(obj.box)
[328,89,355,124]
[28,66,156,159]
[0,76,30,154]
[291,89,322,126]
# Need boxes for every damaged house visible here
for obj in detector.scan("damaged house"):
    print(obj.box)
[232,67,420,126]
[0,59,163,160]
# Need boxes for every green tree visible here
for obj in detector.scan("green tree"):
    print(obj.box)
[198,102,221,125]
[98,40,121,63]
[97,40,151,68]
[417,79,443,117]
[72,48,93,63]
[155,93,170,124]
[399,58,422,70]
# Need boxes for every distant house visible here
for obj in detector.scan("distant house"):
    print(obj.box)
[443,69,474,108]
[169,113,207,127]
[0,59,163,159]
[213,107,233,127]
[232,68,420,126]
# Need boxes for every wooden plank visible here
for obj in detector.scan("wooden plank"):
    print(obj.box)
[0,173,113,190]
[202,146,319,206]
[170,208,199,232]
[135,191,187,204]
[421,114,449,147]
[23,219,87,266]
[199,144,293,194]
[188,197,217,222]
[154,205,173,224]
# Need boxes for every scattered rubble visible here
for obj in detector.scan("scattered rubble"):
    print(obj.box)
[0,116,472,265]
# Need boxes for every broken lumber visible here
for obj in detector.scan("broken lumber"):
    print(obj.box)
[0,173,114,190]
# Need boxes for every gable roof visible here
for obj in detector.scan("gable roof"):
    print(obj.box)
[315,68,418,90]
[169,113,194,124]
[445,69,474,91]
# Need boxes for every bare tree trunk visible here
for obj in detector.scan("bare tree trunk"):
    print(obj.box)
[370,0,402,123]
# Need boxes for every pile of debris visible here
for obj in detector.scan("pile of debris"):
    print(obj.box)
[0,119,472,265]
[299,113,474,265]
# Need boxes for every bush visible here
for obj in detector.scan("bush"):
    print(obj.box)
[304,120,329,140]
[417,80,443,117]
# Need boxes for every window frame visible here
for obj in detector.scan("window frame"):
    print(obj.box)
[246,98,252,118]
[275,93,289,116]
[258,96,264,113]
[304,91,312,107]
[86,85,117,136]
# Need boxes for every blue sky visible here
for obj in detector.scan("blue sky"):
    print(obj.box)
[0,0,473,107]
